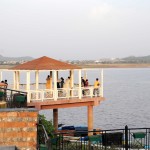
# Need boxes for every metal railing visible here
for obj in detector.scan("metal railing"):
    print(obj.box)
[38,125,150,150]
[0,87,27,108]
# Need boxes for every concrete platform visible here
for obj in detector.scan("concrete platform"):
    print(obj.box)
[0,146,16,150]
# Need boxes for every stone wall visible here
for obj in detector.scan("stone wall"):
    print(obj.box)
[0,108,38,150]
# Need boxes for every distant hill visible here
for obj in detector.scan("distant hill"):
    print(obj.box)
[122,55,150,63]
[0,54,150,64]
[0,55,33,61]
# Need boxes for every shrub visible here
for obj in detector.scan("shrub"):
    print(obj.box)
[38,114,54,144]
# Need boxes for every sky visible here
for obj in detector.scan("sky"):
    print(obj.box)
[0,0,150,60]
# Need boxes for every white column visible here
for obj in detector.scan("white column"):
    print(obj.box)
[35,71,39,90]
[78,69,81,99]
[53,70,57,101]
[100,69,104,97]
[26,71,30,90]
[70,70,74,97]
[13,71,16,89]
[50,71,52,89]
[0,71,2,81]
[14,71,17,89]
[26,71,31,103]
[70,70,74,88]
[35,71,39,100]
[17,71,20,90]
[16,71,20,90]
[15,71,17,90]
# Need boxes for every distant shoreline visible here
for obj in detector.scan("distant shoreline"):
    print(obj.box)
[0,64,150,69]
[78,63,150,68]
[0,65,17,69]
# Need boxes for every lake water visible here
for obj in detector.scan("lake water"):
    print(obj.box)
[2,68,150,129]
[40,68,150,129]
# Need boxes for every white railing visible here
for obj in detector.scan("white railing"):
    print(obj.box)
[29,89,54,101]
[43,89,54,100]
[81,87,93,98]
[27,86,102,102]
[70,88,79,98]
[29,90,43,101]
[57,88,67,99]
[8,84,103,102]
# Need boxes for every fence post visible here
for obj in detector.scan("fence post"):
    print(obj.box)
[125,125,128,150]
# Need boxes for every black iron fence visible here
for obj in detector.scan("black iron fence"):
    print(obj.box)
[0,87,27,108]
[38,125,150,150]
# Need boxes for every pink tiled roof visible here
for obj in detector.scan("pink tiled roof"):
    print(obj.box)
[10,56,81,70]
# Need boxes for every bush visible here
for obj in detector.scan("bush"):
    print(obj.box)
[38,114,54,144]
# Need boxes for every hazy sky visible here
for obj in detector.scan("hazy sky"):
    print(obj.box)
[0,0,150,60]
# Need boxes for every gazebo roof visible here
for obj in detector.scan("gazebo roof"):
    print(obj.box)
[10,56,81,70]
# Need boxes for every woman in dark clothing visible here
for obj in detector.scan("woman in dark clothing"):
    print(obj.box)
[57,80,60,88]
[60,77,64,88]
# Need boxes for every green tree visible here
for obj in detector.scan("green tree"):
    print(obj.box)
[38,114,54,144]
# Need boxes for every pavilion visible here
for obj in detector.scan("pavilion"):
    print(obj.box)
[0,56,105,133]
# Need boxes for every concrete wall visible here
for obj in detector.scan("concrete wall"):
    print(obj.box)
[0,108,38,150]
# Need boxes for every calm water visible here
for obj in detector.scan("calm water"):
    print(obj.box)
[40,68,150,129]
[2,68,150,129]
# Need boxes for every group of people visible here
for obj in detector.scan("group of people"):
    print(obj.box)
[57,77,65,88]
[81,77,89,87]
[46,75,71,89]
[81,77,100,96]
[46,75,100,96]
[0,80,8,87]
[81,77,88,96]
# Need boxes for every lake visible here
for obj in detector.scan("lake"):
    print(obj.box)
[40,68,150,129]
[2,68,150,129]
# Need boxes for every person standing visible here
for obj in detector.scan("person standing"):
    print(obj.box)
[81,77,85,95]
[64,77,71,97]
[84,79,89,96]
[93,78,100,96]
[57,79,61,88]
[64,76,71,89]
[4,80,8,88]
[81,77,85,87]
[60,77,64,88]
[46,75,50,89]
[85,79,89,87]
